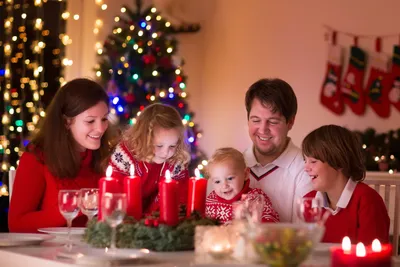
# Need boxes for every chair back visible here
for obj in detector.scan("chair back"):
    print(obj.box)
[8,169,16,203]
[365,171,400,255]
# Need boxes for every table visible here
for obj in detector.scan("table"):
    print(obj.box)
[0,239,399,267]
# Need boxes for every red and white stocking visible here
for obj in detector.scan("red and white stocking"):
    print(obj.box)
[365,39,391,118]
[388,45,400,111]
[341,45,367,115]
[320,44,344,115]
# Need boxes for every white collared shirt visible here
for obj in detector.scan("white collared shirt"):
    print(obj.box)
[316,179,358,215]
[243,139,313,222]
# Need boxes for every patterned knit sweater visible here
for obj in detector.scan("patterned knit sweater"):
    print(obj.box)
[109,141,189,214]
[205,180,280,224]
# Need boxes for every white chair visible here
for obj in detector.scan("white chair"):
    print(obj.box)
[365,171,400,256]
[8,169,16,203]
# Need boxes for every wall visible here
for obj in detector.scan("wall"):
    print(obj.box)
[65,0,400,157]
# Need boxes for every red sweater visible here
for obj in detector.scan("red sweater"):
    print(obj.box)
[109,141,189,214]
[9,150,101,233]
[322,182,390,245]
[205,180,280,224]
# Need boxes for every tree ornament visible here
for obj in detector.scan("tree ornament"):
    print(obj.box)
[142,54,156,64]
[159,56,172,68]
[125,93,135,103]
[106,79,119,96]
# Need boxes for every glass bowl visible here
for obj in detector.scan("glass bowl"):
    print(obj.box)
[247,223,324,267]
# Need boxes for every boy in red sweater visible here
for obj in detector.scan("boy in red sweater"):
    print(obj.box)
[205,147,279,224]
[302,125,390,245]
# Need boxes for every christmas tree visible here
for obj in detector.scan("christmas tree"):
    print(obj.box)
[94,0,207,175]
[353,128,400,173]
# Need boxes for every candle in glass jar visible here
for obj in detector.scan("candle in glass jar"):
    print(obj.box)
[159,170,179,226]
[98,166,120,221]
[208,243,233,259]
[331,237,392,267]
[123,164,142,220]
[186,168,207,217]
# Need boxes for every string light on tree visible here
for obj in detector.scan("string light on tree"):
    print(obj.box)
[355,128,399,173]
[0,0,67,179]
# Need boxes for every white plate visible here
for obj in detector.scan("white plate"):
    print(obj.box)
[58,248,154,265]
[0,233,54,247]
[38,227,86,236]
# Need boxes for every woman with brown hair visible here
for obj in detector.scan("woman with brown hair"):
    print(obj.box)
[9,78,115,232]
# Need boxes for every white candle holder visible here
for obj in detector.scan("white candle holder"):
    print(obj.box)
[195,222,260,264]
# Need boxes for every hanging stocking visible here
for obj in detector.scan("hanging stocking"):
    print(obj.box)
[341,41,367,115]
[365,38,391,118]
[388,45,400,111]
[320,32,344,115]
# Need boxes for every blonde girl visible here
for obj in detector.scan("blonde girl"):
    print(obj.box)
[110,103,190,214]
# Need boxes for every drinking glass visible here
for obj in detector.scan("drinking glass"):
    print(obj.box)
[80,188,99,222]
[102,193,127,251]
[296,197,324,223]
[58,190,80,250]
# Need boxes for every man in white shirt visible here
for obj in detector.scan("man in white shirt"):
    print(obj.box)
[243,78,313,222]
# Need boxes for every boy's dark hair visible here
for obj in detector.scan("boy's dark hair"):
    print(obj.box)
[245,78,298,122]
[302,124,366,182]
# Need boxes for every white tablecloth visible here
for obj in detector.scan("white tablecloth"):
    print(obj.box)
[0,239,399,267]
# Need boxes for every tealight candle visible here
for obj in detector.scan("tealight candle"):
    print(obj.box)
[331,237,392,267]
[208,243,233,259]
[203,226,233,260]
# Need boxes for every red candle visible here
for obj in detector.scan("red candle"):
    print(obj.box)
[331,237,392,267]
[159,170,179,226]
[186,168,207,217]
[123,164,142,220]
[98,166,120,221]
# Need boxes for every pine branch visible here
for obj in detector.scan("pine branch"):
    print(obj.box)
[83,212,219,251]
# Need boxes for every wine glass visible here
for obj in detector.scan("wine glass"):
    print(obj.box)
[296,197,324,223]
[58,190,80,250]
[102,192,127,252]
[80,188,99,222]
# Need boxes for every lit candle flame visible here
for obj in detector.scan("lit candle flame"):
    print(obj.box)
[194,168,200,179]
[165,170,171,182]
[106,166,112,177]
[130,164,135,176]
[211,244,222,252]
[342,236,351,252]
[356,242,366,257]
[372,239,381,252]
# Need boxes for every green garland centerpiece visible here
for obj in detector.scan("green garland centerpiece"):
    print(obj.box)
[83,206,219,251]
